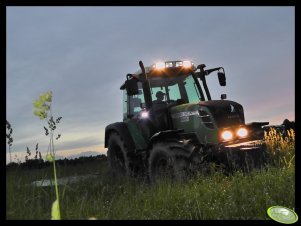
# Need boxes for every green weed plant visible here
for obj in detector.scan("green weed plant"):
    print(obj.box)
[33,90,62,220]
[264,128,295,168]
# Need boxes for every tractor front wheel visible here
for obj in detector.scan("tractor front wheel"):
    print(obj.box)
[107,132,132,177]
[148,141,190,183]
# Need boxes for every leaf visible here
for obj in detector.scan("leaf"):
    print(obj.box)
[26,147,31,156]
[56,134,61,140]
[46,153,54,162]
[51,199,61,220]
[6,120,11,130]
[56,117,62,123]
[34,110,47,120]
[33,110,41,116]
[45,91,53,102]
[33,100,41,109]
[44,126,49,136]
[39,110,47,120]
[39,94,47,104]
[36,143,39,151]
[44,104,50,111]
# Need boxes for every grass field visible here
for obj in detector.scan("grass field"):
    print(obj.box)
[6,162,295,220]
[6,129,295,220]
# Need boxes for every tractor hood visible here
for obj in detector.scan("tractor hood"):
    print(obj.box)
[198,100,245,128]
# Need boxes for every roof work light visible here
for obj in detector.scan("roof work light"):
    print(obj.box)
[152,60,193,70]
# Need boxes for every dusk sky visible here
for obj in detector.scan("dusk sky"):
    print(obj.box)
[6,7,294,163]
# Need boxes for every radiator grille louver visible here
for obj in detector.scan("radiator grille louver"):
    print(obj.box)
[199,110,215,129]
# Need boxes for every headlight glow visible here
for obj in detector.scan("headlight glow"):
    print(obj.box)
[183,60,192,68]
[175,61,183,67]
[141,111,149,118]
[221,130,233,141]
[152,60,193,70]
[154,62,165,70]
[165,62,173,68]
[237,128,248,138]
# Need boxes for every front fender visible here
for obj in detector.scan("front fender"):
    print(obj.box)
[149,129,184,145]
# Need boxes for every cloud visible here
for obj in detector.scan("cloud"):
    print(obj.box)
[56,136,103,151]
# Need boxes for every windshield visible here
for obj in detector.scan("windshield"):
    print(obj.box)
[148,73,206,104]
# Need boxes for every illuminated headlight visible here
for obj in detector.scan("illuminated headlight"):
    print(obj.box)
[153,60,193,69]
[154,62,165,70]
[165,62,173,68]
[237,128,248,138]
[141,111,149,118]
[175,61,183,67]
[183,60,192,68]
[221,130,233,141]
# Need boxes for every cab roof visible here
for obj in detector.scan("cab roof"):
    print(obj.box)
[120,60,197,90]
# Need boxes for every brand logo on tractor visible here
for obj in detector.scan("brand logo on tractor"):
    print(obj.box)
[171,110,199,119]
[230,104,235,113]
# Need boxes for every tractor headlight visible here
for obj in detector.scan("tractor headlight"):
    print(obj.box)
[175,61,183,67]
[237,127,248,138]
[165,62,173,68]
[221,130,233,141]
[183,60,192,68]
[154,62,165,70]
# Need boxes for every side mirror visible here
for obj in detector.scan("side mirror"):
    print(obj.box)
[221,94,227,100]
[125,79,139,95]
[218,72,226,86]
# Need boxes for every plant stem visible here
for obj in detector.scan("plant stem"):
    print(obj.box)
[53,156,61,217]
[49,105,61,219]
[9,146,12,164]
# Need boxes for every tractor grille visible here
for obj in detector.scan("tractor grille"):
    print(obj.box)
[211,104,244,127]
[199,100,245,128]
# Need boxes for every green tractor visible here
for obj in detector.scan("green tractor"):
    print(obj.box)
[105,60,268,182]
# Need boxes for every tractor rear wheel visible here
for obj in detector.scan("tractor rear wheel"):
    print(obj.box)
[107,132,132,177]
[148,141,191,183]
